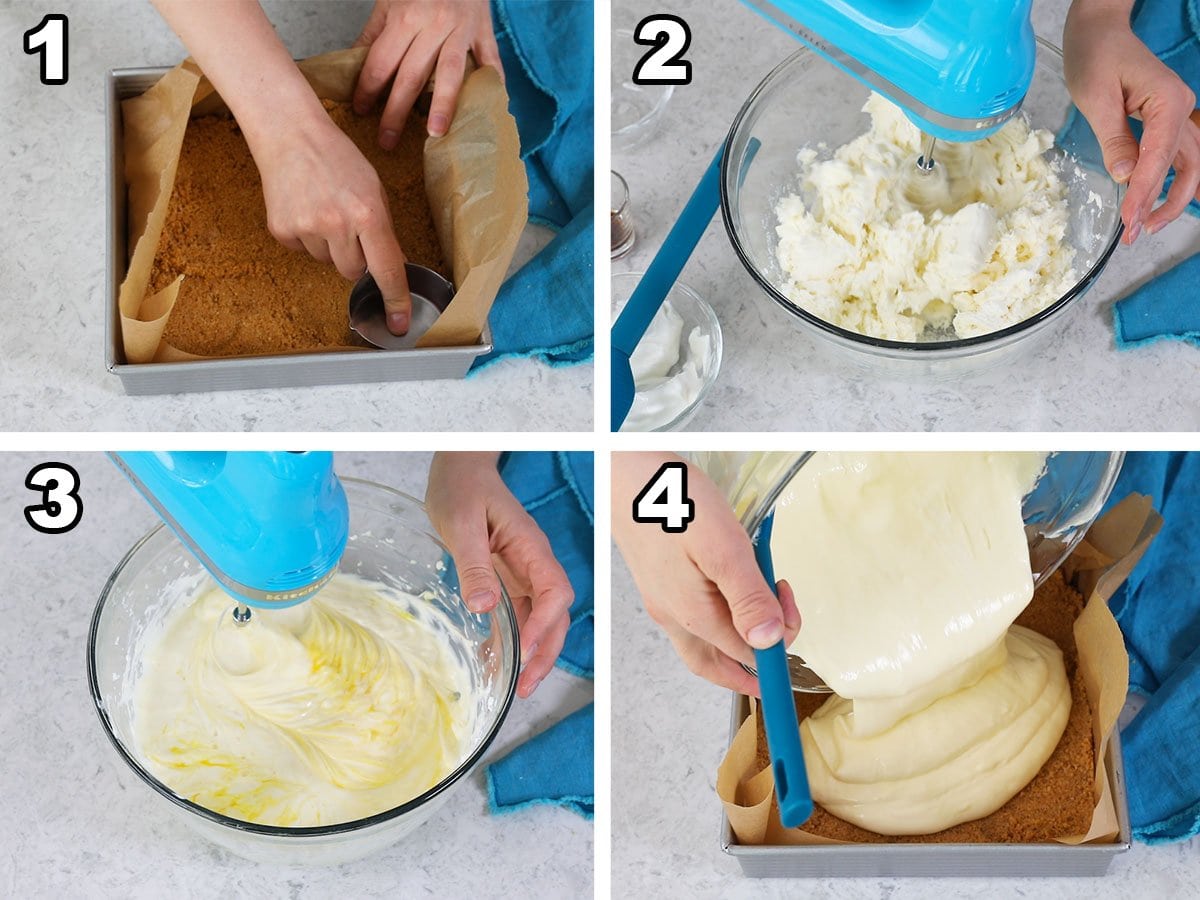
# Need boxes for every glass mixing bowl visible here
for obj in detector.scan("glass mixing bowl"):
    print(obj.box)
[719,38,1124,376]
[87,477,519,865]
[691,451,1124,588]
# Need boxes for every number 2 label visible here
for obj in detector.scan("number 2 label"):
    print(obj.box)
[23,14,69,86]
[632,15,692,86]
[633,462,695,533]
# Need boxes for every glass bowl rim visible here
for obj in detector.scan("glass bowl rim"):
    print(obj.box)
[85,476,520,839]
[718,36,1124,354]
[612,27,676,141]
[611,271,724,431]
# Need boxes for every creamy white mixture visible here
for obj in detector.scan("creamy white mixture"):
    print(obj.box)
[623,300,710,432]
[770,451,1072,835]
[774,94,1077,341]
[133,574,473,827]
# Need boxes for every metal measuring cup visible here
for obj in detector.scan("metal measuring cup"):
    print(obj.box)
[348,263,455,350]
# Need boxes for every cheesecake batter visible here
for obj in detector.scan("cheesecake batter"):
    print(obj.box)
[774,94,1077,341]
[801,626,1071,835]
[132,574,473,827]
[769,451,1072,835]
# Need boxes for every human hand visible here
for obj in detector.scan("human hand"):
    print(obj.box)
[426,452,574,698]
[1064,1,1200,243]
[256,113,413,334]
[352,0,503,145]
[612,453,801,695]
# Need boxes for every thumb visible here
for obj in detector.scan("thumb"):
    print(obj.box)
[1083,91,1140,183]
[714,552,786,650]
[441,513,502,614]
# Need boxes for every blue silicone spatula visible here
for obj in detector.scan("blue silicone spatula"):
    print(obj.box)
[610,146,725,431]
[751,512,814,829]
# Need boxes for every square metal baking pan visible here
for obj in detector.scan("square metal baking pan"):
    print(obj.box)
[720,693,1132,877]
[106,67,492,396]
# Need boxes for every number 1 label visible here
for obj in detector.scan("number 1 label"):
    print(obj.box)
[24,14,69,86]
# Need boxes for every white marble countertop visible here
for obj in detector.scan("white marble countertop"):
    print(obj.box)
[611,548,1200,898]
[0,451,592,896]
[0,1,592,432]
[612,0,1200,432]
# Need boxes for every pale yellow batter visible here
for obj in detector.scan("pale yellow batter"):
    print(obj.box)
[801,626,1070,835]
[133,574,473,827]
[774,94,1077,341]
[769,452,1072,835]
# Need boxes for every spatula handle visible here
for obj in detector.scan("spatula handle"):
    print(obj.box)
[752,513,813,829]
[610,145,726,356]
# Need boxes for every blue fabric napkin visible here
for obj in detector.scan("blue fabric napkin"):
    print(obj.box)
[1100,451,1200,843]
[1113,251,1200,349]
[471,0,595,372]
[486,703,594,819]
[485,452,594,820]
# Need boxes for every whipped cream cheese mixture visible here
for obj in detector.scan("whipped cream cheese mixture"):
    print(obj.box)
[623,300,710,432]
[770,451,1072,835]
[133,574,473,827]
[774,94,1077,341]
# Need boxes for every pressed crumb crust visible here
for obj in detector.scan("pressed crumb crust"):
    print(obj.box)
[150,100,448,357]
[755,570,1097,843]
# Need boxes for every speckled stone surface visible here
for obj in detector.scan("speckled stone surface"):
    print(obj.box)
[0,0,592,432]
[612,0,1200,432]
[0,452,592,895]
[611,546,1200,897]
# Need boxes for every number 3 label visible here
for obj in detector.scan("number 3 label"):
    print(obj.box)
[633,462,695,533]
[23,14,69,86]
[632,15,692,86]
[25,463,83,534]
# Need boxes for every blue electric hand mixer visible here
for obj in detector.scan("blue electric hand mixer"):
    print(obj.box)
[110,451,350,623]
[610,0,1036,430]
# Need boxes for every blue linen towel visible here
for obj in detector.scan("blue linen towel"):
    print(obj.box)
[485,452,594,820]
[471,0,595,372]
[486,703,594,818]
[1100,451,1200,843]
[1113,251,1200,348]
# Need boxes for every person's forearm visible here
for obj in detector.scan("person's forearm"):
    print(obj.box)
[151,0,327,154]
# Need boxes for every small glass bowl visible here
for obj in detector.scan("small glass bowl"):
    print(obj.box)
[612,272,723,431]
[612,27,675,152]
[719,37,1124,377]
[87,477,519,865]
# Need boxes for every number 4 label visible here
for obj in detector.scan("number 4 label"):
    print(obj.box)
[632,15,692,86]
[633,462,695,533]
[24,14,69,86]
